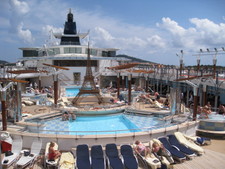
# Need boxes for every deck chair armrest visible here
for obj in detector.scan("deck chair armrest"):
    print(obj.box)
[171,145,180,151]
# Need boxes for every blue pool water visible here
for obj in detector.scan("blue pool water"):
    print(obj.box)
[34,114,165,135]
[208,113,225,121]
[65,86,80,97]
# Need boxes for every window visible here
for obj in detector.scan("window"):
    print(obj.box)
[48,48,60,55]
[64,47,82,54]
[85,48,97,56]
[23,50,39,57]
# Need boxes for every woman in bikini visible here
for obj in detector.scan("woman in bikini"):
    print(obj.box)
[134,140,151,157]
[48,142,61,161]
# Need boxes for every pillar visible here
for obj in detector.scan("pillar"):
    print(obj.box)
[16,83,22,122]
[122,75,125,91]
[193,87,198,121]
[117,73,120,98]
[53,74,58,106]
[38,76,41,92]
[128,74,132,105]
[202,84,207,106]
[1,91,7,131]
[145,76,148,92]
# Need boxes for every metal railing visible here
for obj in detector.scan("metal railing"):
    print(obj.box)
[23,115,191,137]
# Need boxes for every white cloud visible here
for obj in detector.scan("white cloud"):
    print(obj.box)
[42,25,63,36]
[7,0,34,44]
[157,17,186,36]
[9,0,29,15]
[93,27,114,41]
[147,35,166,48]
[17,22,34,43]
[156,17,225,51]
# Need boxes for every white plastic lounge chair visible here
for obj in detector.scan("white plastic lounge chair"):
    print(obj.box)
[2,136,22,168]
[59,152,75,169]
[45,142,59,168]
[182,133,211,145]
[16,138,42,168]
[174,132,204,155]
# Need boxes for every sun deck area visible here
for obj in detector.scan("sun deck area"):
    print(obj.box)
[1,139,225,169]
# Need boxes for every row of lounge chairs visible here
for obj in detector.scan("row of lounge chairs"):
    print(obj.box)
[134,132,208,169]
[45,143,138,169]
[1,131,209,169]
[2,137,42,168]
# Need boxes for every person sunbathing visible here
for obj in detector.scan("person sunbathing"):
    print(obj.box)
[134,140,151,157]
[152,141,174,164]
[48,142,61,161]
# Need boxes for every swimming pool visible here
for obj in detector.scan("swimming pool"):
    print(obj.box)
[198,113,225,132]
[28,114,166,135]
[65,86,81,97]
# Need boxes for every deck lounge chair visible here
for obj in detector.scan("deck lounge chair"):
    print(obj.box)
[120,144,138,169]
[105,143,124,169]
[158,137,186,162]
[182,133,211,145]
[135,151,161,169]
[174,132,204,155]
[2,136,22,168]
[91,145,106,169]
[168,134,196,157]
[16,138,42,168]
[76,144,91,169]
[45,142,59,168]
[133,142,161,169]
[59,152,75,169]
[150,139,174,168]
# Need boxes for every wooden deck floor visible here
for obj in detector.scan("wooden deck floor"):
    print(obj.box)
[173,149,225,169]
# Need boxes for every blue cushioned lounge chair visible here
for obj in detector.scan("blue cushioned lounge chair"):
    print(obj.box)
[158,137,186,162]
[91,145,106,169]
[168,134,196,157]
[121,144,138,169]
[105,143,124,169]
[76,144,91,169]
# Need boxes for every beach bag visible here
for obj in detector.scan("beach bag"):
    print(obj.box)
[196,137,211,145]
[5,151,13,156]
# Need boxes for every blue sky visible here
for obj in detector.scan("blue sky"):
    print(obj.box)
[0,0,225,66]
